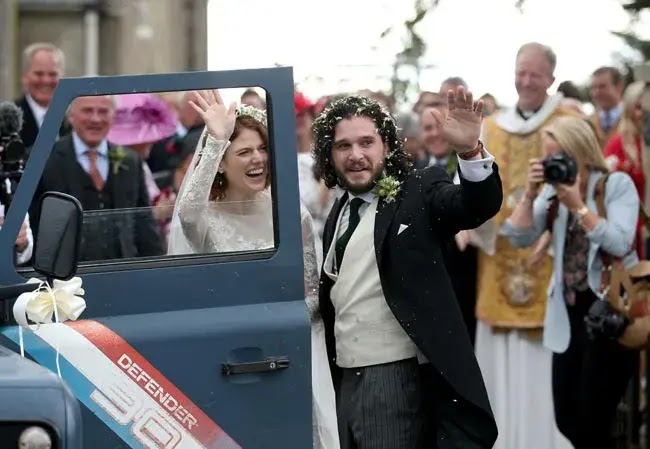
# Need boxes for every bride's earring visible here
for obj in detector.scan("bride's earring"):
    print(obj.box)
[215,169,226,188]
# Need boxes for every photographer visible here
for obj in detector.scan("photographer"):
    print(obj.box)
[0,207,32,265]
[500,115,639,449]
[0,101,33,266]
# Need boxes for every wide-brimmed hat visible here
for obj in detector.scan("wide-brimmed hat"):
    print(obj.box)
[108,93,177,146]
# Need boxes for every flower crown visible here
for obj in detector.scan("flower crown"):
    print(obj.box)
[236,104,267,127]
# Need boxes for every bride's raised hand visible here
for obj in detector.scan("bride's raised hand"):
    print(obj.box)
[189,89,237,141]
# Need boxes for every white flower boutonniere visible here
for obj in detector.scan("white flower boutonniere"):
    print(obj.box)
[375,173,401,203]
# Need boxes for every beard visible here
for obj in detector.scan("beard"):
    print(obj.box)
[334,162,384,195]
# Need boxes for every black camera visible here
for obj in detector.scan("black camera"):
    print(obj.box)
[0,132,25,173]
[0,102,27,208]
[0,132,25,209]
[0,101,26,174]
[542,151,578,185]
[584,300,629,341]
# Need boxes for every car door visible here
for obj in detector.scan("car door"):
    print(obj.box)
[0,68,313,449]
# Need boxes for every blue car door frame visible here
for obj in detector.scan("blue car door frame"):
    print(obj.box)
[0,68,312,449]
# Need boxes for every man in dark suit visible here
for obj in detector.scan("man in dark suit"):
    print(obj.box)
[313,86,501,449]
[29,95,163,262]
[148,91,204,190]
[418,103,479,345]
[14,42,70,152]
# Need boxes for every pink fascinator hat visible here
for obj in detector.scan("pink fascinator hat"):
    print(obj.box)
[108,93,177,146]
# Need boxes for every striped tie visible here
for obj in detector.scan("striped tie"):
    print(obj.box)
[86,149,105,191]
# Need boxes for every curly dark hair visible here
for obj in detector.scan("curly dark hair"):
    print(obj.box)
[312,95,413,189]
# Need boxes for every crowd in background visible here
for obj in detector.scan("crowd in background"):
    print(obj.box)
[2,40,650,448]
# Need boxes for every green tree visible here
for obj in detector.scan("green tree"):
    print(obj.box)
[614,1,650,64]
[383,1,524,108]
[621,0,650,13]
[381,0,441,107]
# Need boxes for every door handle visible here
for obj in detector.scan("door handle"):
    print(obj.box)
[221,357,290,376]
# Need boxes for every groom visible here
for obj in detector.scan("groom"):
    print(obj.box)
[314,86,501,449]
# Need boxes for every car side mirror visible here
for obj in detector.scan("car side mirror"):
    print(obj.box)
[32,192,83,281]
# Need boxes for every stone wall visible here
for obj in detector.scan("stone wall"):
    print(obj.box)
[0,0,208,100]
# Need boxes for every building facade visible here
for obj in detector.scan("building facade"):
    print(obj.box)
[0,0,208,100]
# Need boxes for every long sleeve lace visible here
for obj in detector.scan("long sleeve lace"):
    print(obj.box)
[301,205,321,322]
[177,134,230,252]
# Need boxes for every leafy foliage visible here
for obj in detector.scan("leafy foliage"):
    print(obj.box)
[610,1,650,62]
[622,0,650,13]
[383,1,526,107]
[381,0,441,107]
[612,30,650,61]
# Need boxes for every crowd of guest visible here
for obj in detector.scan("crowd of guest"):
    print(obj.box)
[1,39,649,448]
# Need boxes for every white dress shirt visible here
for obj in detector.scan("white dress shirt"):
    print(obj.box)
[25,94,48,128]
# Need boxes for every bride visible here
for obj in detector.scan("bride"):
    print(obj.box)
[167,89,340,449]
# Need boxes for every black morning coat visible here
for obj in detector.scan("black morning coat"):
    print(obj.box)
[319,162,502,448]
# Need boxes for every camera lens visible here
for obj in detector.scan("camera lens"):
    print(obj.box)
[544,165,563,183]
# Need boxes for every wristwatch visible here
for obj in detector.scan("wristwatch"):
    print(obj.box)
[574,205,589,224]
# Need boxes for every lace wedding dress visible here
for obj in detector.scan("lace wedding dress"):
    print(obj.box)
[168,132,340,449]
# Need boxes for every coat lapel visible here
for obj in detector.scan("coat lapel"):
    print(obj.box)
[323,192,348,255]
[57,137,86,200]
[586,171,604,270]
[107,144,128,209]
[374,196,399,264]
[16,96,38,148]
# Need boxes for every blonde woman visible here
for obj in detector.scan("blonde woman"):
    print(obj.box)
[603,81,645,256]
[500,115,640,449]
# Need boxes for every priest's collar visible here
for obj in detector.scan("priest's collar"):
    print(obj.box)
[516,105,543,120]
[493,93,563,135]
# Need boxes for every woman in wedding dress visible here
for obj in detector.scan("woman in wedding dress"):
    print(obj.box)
[167,90,340,449]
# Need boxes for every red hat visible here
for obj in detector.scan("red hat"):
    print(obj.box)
[294,91,314,116]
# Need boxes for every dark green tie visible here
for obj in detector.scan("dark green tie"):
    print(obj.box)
[335,198,365,269]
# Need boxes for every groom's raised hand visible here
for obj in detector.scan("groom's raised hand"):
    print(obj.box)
[429,86,484,152]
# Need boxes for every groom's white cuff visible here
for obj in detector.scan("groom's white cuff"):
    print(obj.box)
[456,148,495,183]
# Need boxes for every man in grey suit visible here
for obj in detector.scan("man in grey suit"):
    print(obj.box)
[315,86,501,449]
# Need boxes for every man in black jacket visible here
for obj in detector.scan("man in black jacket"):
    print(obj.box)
[14,42,70,152]
[30,95,163,262]
[314,86,501,449]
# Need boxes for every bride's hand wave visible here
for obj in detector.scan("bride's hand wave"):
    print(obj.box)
[189,90,237,141]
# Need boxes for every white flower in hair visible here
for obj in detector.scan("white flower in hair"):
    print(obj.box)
[236,104,267,126]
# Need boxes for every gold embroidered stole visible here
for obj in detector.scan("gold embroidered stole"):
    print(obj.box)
[476,106,578,328]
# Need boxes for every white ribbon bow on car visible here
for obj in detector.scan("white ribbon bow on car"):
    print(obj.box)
[13,277,87,377]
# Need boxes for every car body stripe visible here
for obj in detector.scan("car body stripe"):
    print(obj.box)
[1,321,241,449]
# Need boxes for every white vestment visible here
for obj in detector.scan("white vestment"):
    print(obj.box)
[473,95,573,449]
